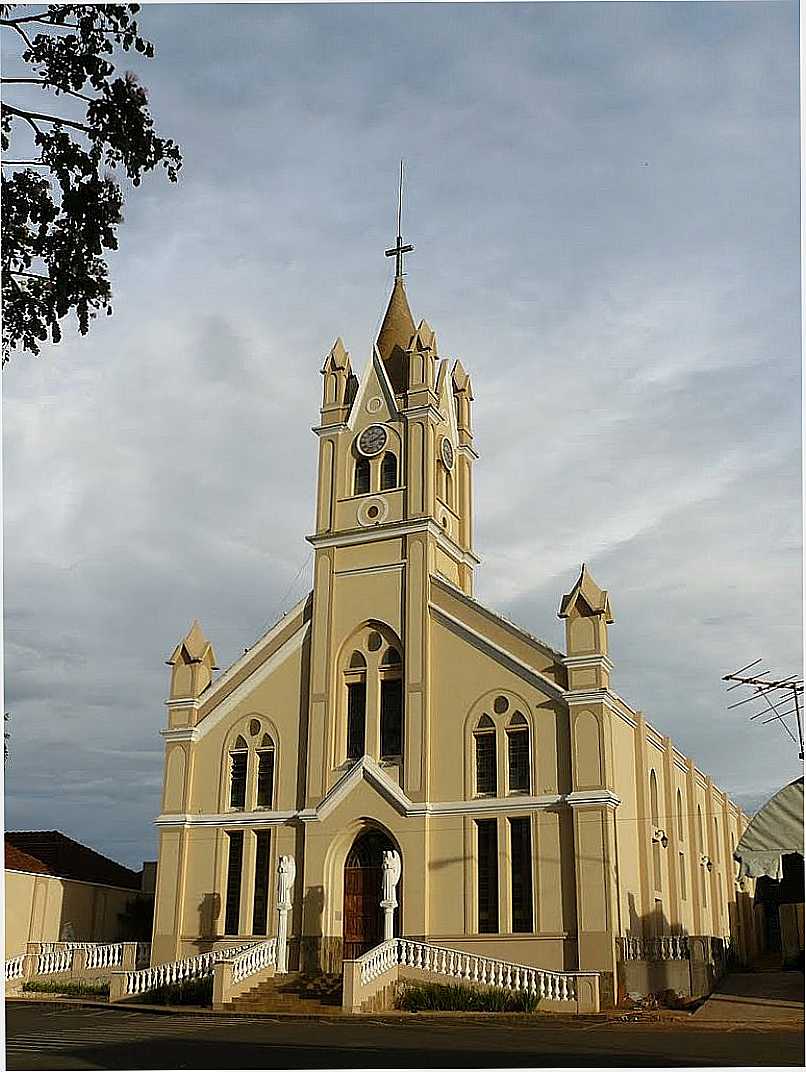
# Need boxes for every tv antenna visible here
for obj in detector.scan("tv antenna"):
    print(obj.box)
[722,659,804,760]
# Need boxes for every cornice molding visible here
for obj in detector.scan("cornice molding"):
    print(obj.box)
[160,727,199,743]
[566,789,622,809]
[565,689,638,727]
[307,518,480,567]
[563,654,614,673]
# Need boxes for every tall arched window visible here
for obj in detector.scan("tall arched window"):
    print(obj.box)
[256,733,275,808]
[380,647,403,758]
[380,452,397,490]
[445,470,454,510]
[229,735,248,809]
[506,712,530,794]
[713,816,720,862]
[698,805,707,907]
[474,714,497,796]
[676,789,685,841]
[354,458,370,495]
[345,651,366,760]
[649,770,661,891]
[677,788,687,901]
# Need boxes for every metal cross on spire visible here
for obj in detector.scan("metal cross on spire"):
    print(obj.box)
[385,160,414,279]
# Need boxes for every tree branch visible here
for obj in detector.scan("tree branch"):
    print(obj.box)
[2,103,91,134]
[0,12,56,26]
[2,21,34,49]
[1,78,95,103]
[1,159,49,165]
[10,271,52,283]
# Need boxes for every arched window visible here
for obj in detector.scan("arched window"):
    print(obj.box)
[380,643,403,758]
[713,816,720,862]
[354,457,370,495]
[474,714,496,796]
[339,626,404,765]
[229,735,248,809]
[256,734,275,808]
[445,470,454,510]
[506,712,530,794]
[380,452,397,490]
[676,789,685,841]
[649,770,661,891]
[345,651,366,760]
[698,805,707,907]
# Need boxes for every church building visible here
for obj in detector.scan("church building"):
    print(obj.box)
[151,233,753,1002]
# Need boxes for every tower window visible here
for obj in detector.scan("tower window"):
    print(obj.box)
[354,457,370,495]
[476,819,499,933]
[507,714,530,794]
[346,680,366,760]
[510,817,534,932]
[380,452,398,490]
[229,742,248,810]
[252,830,271,935]
[256,741,275,808]
[474,716,496,796]
[380,678,403,757]
[224,830,244,935]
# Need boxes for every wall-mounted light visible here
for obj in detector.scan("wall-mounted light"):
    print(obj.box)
[652,828,669,849]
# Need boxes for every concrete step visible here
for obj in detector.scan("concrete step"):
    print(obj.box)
[228,972,343,1014]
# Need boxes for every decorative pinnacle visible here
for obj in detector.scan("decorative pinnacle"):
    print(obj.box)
[385,159,414,279]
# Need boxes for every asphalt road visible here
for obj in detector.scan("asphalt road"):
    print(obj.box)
[5,1001,804,1070]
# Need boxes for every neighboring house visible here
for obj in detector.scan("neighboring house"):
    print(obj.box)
[152,252,754,1003]
[4,831,146,956]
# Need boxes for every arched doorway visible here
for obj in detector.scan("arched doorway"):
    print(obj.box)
[343,829,400,960]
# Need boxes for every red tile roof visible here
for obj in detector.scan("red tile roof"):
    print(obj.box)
[5,842,50,874]
[5,832,141,890]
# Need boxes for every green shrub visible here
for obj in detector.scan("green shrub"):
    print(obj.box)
[396,981,537,1013]
[22,980,110,998]
[131,975,213,1006]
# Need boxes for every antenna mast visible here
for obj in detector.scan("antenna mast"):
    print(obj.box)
[723,659,804,760]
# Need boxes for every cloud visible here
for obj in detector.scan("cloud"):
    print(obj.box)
[2,2,799,866]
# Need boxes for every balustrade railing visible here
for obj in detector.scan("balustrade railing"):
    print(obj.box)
[231,939,277,985]
[122,942,255,997]
[618,935,689,962]
[355,937,590,1003]
[85,943,124,969]
[5,955,25,981]
[37,948,74,976]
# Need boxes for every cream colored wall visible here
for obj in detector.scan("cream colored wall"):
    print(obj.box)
[611,717,643,936]
[4,869,136,956]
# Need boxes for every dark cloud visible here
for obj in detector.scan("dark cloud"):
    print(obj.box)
[2,2,800,866]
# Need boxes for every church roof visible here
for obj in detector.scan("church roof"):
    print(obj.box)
[376,278,416,393]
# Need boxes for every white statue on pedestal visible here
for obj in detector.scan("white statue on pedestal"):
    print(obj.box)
[276,854,296,972]
[380,849,402,941]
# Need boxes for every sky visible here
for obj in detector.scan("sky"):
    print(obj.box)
[2,1,801,869]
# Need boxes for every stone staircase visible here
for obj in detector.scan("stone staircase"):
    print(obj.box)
[228,971,344,1014]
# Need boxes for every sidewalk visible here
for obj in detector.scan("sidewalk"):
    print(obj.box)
[693,971,804,1023]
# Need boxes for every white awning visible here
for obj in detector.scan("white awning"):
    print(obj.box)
[734,777,804,881]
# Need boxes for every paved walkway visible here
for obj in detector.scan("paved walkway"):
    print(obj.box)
[694,971,804,1023]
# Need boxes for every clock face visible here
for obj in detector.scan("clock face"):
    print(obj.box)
[441,437,455,471]
[357,424,388,457]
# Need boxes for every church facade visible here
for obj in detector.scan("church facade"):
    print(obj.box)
[151,263,754,998]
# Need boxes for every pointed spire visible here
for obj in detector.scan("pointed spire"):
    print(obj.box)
[377,279,416,362]
[558,564,614,622]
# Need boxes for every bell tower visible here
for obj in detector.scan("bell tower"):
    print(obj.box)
[304,180,480,807]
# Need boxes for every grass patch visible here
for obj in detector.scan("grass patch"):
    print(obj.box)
[22,979,110,998]
[396,980,538,1013]
[131,975,213,1007]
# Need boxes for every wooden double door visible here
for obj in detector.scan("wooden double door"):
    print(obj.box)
[342,830,398,961]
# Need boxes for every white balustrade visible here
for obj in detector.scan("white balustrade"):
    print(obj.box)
[37,948,74,975]
[231,939,277,985]
[85,943,124,969]
[5,955,25,981]
[354,937,588,1004]
[123,942,255,996]
[619,935,689,962]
